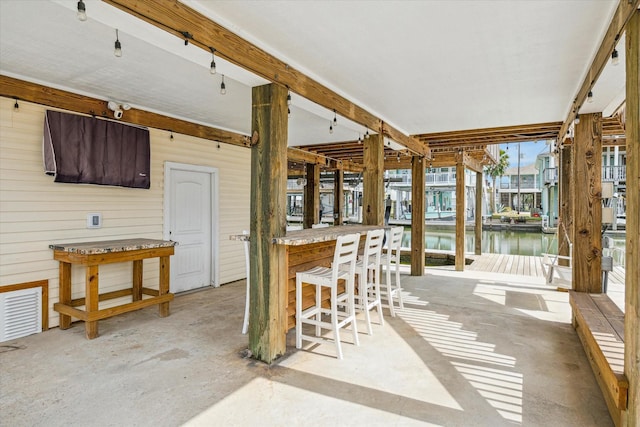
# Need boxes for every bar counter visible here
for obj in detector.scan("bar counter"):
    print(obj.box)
[233,225,384,331]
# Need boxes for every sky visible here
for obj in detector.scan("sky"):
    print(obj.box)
[499,141,553,168]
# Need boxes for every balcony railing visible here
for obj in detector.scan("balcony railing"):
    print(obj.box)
[602,165,626,182]
[499,180,539,190]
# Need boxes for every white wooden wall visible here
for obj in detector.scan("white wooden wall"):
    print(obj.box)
[0,97,251,328]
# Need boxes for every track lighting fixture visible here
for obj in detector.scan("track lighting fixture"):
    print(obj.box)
[77,0,87,21]
[587,91,594,103]
[209,47,217,74]
[611,49,619,66]
[220,75,226,95]
[114,29,122,57]
[333,110,337,127]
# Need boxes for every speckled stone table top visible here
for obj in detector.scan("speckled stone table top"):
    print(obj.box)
[49,238,177,255]
[230,225,386,246]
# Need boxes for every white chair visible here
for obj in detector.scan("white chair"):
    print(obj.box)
[241,230,250,334]
[353,228,385,335]
[380,226,404,317]
[296,233,360,359]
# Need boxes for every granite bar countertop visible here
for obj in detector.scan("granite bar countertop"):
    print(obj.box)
[273,225,385,245]
[49,238,177,255]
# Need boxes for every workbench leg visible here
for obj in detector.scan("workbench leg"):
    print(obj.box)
[159,256,170,317]
[85,265,99,339]
[59,262,72,329]
[132,260,143,301]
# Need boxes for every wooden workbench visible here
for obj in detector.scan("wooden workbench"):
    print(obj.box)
[51,238,177,339]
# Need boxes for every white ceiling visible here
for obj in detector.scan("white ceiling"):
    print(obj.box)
[0,0,627,149]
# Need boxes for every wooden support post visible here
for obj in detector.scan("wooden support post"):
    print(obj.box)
[572,113,602,293]
[475,171,483,256]
[303,163,320,228]
[455,153,466,271]
[411,156,425,276]
[250,83,288,363]
[334,169,344,226]
[363,134,384,226]
[625,10,640,426]
[559,143,573,267]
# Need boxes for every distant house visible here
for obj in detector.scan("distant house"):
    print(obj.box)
[497,163,541,214]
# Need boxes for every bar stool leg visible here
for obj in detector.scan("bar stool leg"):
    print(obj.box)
[373,266,384,327]
[348,276,360,347]
[395,260,404,309]
[296,276,303,349]
[331,286,343,359]
[384,261,396,317]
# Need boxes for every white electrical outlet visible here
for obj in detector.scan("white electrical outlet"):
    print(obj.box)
[87,213,102,229]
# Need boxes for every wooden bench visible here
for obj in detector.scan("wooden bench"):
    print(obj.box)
[569,291,628,427]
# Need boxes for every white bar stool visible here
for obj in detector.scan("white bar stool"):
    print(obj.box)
[353,228,385,335]
[295,233,360,359]
[380,226,404,317]
[241,230,250,334]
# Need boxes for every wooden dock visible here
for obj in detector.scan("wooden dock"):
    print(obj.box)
[468,253,545,277]
[468,253,626,286]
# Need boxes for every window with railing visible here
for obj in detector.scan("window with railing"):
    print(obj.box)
[602,165,626,182]
[543,167,557,184]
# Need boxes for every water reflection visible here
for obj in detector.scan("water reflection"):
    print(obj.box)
[402,230,556,256]
[402,229,630,257]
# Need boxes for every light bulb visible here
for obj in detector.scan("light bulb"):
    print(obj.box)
[287,92,291,106]
[77,0,87,21]
[611,49,619,66]
[210,59,216,75]
[114,30,122,57]
[587,91,594,103]
[329,123,333,134]
[220,76,226,95]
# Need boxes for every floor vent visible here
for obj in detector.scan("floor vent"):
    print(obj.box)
[0,287,42,342]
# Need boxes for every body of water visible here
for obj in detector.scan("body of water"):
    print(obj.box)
[401,229,626,258]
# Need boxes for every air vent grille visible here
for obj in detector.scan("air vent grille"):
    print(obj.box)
[0,287,42,342]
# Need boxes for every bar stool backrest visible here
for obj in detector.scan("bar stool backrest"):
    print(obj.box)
[389,226,404,257]
[332,233,361,283]
[363,229,385,267]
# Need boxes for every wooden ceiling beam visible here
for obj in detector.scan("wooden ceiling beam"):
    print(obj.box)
[414,121,562,142]
[558,0,640,140]
[0,75,249,147]
[462,152,484,173]
[103,0,429,157]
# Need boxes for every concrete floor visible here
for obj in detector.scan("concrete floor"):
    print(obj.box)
[1,267,613,427]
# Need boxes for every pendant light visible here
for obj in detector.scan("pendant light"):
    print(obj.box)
[220,75,226,95]
[77,0,87,21]
[114,29,122,57]
[209,47,217,75]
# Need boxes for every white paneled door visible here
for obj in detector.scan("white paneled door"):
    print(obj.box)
[165,163,218,293]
